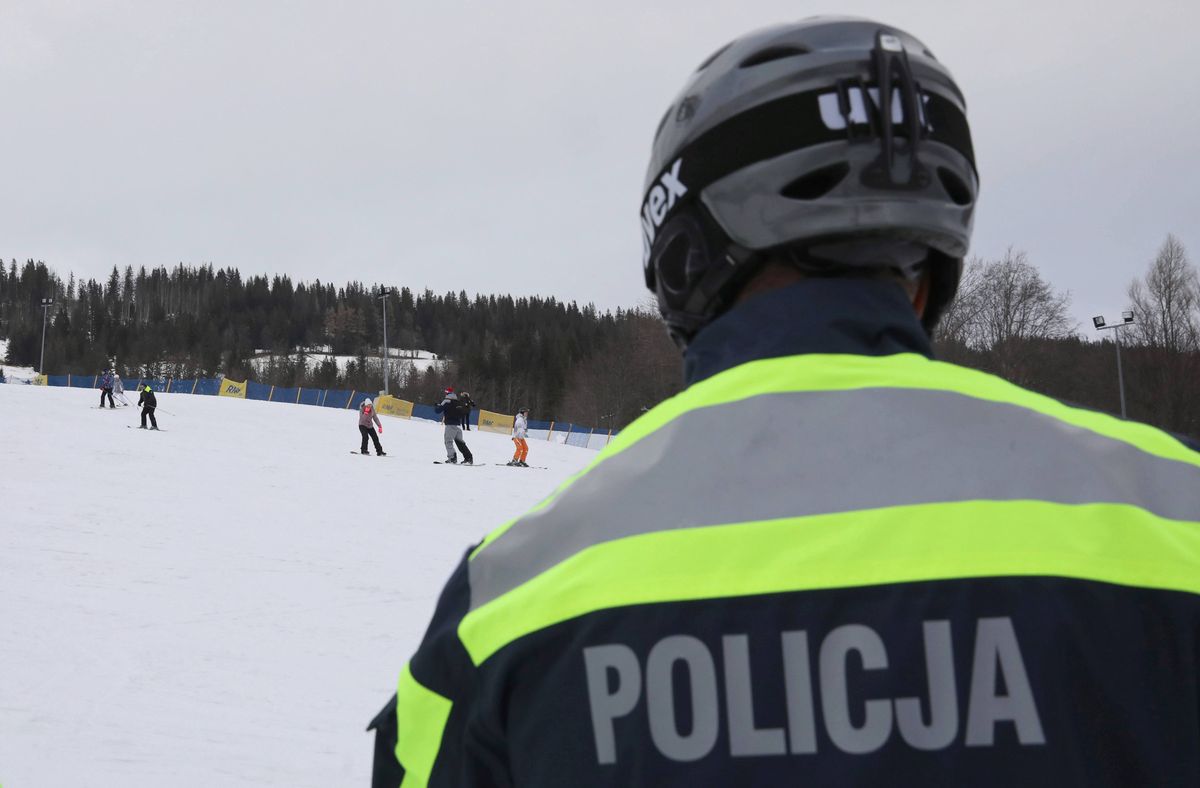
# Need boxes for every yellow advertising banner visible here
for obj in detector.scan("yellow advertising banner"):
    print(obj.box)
[33,374,48,386]
[477,408,515,435]
[375,395,414,419]
[219,378,248,398]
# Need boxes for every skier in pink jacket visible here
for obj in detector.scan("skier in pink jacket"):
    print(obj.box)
[357,398,386,456]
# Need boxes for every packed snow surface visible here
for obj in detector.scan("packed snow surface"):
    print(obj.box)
[0,383,591,786]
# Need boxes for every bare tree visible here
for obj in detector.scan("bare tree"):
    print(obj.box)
[1123,235,1200,435]
[975,248,1074,349]
[931,249,1073,385]
[1127,234,1199,353]
[936,250,1073,354]
[934,256,985,349]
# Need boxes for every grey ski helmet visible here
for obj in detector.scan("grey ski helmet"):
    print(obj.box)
[641,17,978,347]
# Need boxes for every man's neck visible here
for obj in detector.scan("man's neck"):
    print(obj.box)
[683,279,933,385]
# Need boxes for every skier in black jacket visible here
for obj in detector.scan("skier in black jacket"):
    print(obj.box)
[137,385,158,430]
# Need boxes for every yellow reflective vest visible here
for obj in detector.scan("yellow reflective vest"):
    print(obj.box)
[373,342,1200,787]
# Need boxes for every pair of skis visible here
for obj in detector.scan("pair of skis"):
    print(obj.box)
[347,456,542,468]
[433,461,545,469]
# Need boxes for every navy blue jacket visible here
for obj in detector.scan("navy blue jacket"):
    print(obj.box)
[437,395,473,428]
[371,280,1200,787]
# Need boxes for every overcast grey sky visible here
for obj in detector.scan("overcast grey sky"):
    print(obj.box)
[2,0,1197,330]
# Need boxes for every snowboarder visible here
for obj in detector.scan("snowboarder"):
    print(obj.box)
[137,384,158,429]
[358,398,386,456]
[508,407,530,466]
[434,388,473,464]
[98,369,116,409]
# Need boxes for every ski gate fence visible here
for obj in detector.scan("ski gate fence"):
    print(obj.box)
[27,373,616,450]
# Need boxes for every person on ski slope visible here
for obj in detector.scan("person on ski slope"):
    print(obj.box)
[457,391,476,432]
[435,387,474,465]
[98,369,116,409]
[137,384,158,430]
[112,372,128,406]
[371,17,1200,787]
[508,406,530,466]
[358,398,386,456]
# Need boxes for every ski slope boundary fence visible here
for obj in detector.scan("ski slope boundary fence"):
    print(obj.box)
[24,373,616,450]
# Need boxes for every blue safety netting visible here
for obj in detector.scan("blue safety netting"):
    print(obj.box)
[271,386,300,404]
[246,380,273,401]
[37,370,613,445]
[408,402,484,424]
[321,389,354,409]
[412,403,440,422]
[297,388,322,406]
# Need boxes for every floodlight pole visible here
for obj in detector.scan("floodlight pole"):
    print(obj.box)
[39,298,54,374]
[1094,313,1134,420]
[377,288,391,395]
[1113,324,1126,420]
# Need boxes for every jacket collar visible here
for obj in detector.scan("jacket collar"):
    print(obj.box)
[683,279,934,385]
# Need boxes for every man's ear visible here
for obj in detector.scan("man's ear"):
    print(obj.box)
[912,269,932,320]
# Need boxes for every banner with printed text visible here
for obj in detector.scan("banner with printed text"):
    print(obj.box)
[33,374,48,386]
[375,395,414,419]
[219,378,247,399]
[477,409,515,435]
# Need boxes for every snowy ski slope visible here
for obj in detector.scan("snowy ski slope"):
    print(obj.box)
[0,383,592,786]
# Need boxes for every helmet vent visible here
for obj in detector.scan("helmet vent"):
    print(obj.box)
[937,167,973,206]
[739,45,809,68]
[781,163,850,200]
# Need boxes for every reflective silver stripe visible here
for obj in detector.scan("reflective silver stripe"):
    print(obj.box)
[468,387,1200,611]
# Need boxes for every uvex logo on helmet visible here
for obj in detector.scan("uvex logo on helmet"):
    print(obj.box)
[640,158,687,264]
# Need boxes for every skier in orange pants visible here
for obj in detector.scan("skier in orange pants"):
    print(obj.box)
[508,407,530,467]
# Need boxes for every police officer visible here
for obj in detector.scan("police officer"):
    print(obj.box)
[370,18,1200,786]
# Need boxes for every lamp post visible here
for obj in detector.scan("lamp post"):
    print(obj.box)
[377,288,392,395]
[39,297,55,374]
[1092,311,1135,419]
